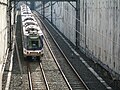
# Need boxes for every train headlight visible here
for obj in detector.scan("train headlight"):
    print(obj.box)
[24,49,27,54]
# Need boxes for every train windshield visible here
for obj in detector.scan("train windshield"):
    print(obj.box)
[24,18,34,22]
[24,22,38,27]
[23,12,31,14]
[27,36,43,50]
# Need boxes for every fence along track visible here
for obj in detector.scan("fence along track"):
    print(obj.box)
[34,11,89,90]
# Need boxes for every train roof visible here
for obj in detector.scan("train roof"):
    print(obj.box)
[21,15,35,22]
[20,4,32,16]
[21,4,43,37]
[23,20,38,27]
[23,25,43,36]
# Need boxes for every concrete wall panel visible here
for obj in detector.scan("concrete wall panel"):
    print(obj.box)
[0,0,8,89]
[0,0,8,70]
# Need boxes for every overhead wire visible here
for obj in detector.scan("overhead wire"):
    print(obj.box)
[43,1,120,65]
[62,4,120,48]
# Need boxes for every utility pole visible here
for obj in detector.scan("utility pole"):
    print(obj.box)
[14,0,16,25]
[51,1,53,23]
[9,0,12,51]
[85,0,87,54]
[76,0,80,49]
[43,1,45,19]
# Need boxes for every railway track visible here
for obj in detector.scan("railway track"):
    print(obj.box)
[25,37,71,90]
[16,12,70,90]
[26,60,48,90]
[34,11,89,90]
[16,12,47,90]
[42,29,72,90]
[15,11,89,90]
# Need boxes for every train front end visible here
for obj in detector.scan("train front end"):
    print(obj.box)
[23,33,44,60]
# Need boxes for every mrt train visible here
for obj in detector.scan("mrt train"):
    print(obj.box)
[20,4,43,60]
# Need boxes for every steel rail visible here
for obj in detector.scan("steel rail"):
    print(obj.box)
[38,61,50,90]
[44,20,89,90]
[34,12,89,90]
[26,62,33,90]
[33,11,73,89]
[43,28,73,90]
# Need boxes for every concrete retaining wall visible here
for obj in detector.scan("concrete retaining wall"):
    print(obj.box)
[34,0,120,77]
